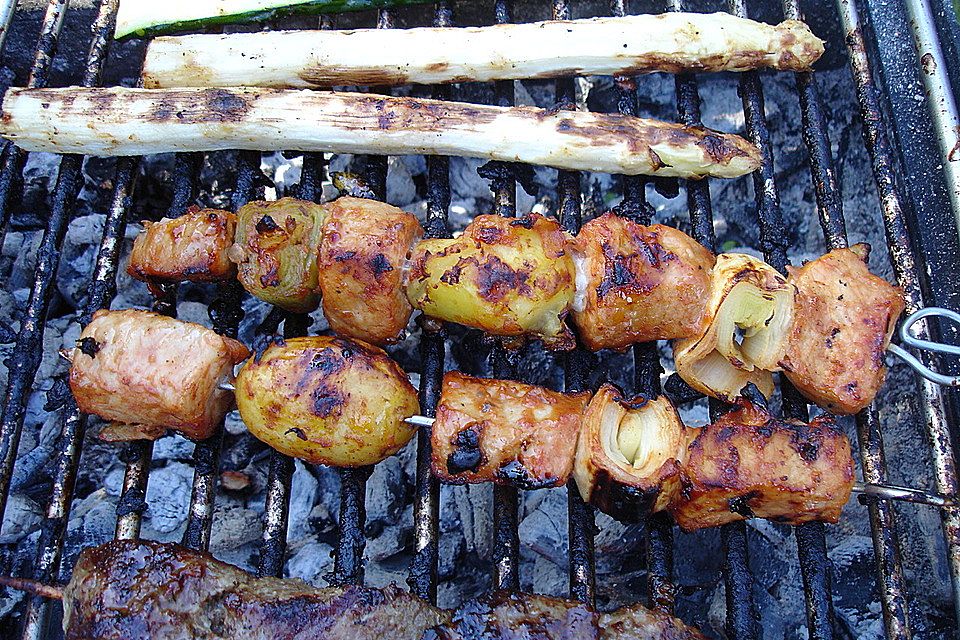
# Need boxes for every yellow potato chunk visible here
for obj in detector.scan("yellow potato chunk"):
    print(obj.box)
[406,214,576,349]
[235,336,419,466]
[230,198,326,313]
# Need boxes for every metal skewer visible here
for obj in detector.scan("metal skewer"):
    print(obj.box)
[214,381,957,508]
[886,307,960,386]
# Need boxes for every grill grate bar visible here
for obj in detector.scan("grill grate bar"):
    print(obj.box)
[254,151,321,578]
[19,151,136,640]
[407,0,452,605]
[328,9,402,587]
[0,0,121,537]
[722,521,761,639]
[488,0,522,595]
[182,155,245,555]
[547,0,598,607]
[0,0,70,250]
[115,152,203,542]
[838,0,960,634]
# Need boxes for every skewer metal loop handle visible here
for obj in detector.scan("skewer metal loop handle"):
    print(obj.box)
[887,307,960,386]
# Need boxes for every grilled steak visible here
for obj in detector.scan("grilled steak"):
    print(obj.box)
[426,591,705,639]
[62,540,449,640]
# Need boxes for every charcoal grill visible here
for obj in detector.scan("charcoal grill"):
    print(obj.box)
[0,0,957,638]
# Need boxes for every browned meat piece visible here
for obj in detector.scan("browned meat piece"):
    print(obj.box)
[407,214,576,350]
[68,309,249,442]
[317,196,424,346]
[431,371,590,488]
[235,336,419,467]
[127,208,237,285]
[571,214,715,351]
[62,540,449,640]
[427,591,705,640]
[230,197,326,313]
[574,384,692,522]
[781,244,905,414]
[599,605,707,639]
[670,399,854,531]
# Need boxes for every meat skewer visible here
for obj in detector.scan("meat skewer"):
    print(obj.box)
[141,13,824,89]
[66,304,948,514]
[0,87,761,179]
[143,197,905,412]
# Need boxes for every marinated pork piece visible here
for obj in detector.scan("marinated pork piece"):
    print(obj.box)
[673,253,795,401]
[230,197,326,313]
[432,371,590,488]
[427,591,706,640]
[235,336,419,467]
[571,214,715,351]
[62,540,449,640]
[127,207,237,285]
[574,385,693,522]
[68,309,249,442]
[317,197,423,346]
[407,214,577,349]
[781,244,905,414]
[670,399,854,531]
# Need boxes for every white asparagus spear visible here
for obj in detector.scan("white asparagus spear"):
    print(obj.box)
[142,13,824,89]
[0,87,761,178]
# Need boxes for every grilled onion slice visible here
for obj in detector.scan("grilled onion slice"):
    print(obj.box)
[229,198,326,313]
[673,253,795,401]
[574,384,691,521]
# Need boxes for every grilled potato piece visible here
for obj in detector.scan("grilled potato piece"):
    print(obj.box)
[317,197,423,346]
[571,214,715,351]
[670,399,854,530]
[235,336,419,466]
[673,253,795,401]
[68,309,249,441]
[431,371,590,488]
[574,385,692,521]
[407,214,576,349]
[229,198,326,313]
[781,244,905,414]
[127,208,237,284]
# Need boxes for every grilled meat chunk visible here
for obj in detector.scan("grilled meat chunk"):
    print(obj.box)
[62,540,449,640]
[574,385,692,522]
[230,197,326,313]
[572,214,715,352]
[432,371,590,488]
[68,309,249,442]
[407,214,576,349]
[235,336,419,466]
[673,253,795,401]
[317,197,423,346]
[670,399,854,530]
[781,244,905,414]
[127,207,237,285]
[427,591,705,640]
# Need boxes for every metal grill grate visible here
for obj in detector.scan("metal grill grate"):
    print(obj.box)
[0,1,955,639]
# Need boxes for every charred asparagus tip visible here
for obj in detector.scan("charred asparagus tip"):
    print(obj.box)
[0,575,63,600]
